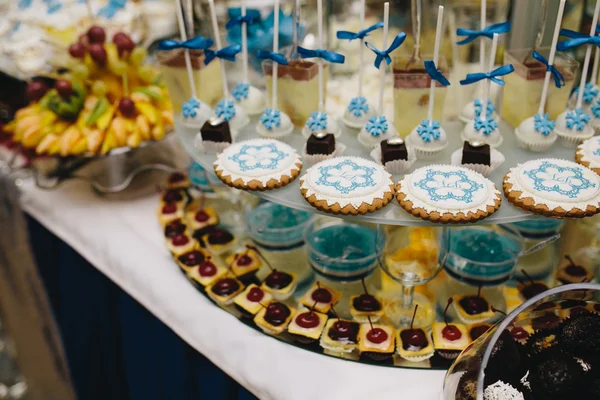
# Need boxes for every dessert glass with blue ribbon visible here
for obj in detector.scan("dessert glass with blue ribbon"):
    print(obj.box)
[305,217,383,318]
[246,202,314,290]
[157,36,223,112]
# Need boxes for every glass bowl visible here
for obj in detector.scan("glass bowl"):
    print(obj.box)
[443,282,600,400]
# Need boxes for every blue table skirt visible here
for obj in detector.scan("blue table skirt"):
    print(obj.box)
[27,216,256,400]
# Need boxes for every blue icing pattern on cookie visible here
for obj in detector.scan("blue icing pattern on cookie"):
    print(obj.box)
[523,160,595,199]
[414,169,483,203]
[315,159,376,195]
[228,143,288,171]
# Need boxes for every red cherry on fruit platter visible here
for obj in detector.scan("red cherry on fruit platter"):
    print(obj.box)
[87,25,106,44]
[115,36,135,55]
[118,98,136,117]
[55,80,73,99]
[442,298,463,341]
[26,80,49,102]
[89,44,107,64]
[69,43,86,58]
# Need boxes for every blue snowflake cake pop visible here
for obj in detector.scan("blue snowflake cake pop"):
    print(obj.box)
[462,115,503,148]
[553,108,594,148]
[302,111,341,138]
[514,113,557,152]
[342,96,376,129]
[214,99,249,136]
[181,97,213,128]
[256,107,293,138]
[407,119,448,158]
[357,115,399,149]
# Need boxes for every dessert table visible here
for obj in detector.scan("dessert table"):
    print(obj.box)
[19,179,446,400]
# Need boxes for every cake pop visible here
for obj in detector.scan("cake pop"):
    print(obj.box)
[358,3,403,149]
[554,2,600,148]
[256,0,293,138]
[461,33,514,148]
[226,1,266,116]
[206,0,248,136]
[514,0,566,152]
[336,0,381,129]
[299,0,345,138]
[406,5,449,158]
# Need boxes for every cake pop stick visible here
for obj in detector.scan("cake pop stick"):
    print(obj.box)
[479,0,486,98]
[537,0,566,116]
[427,5,444,125]
[358,0,366,97]
[575,0,600,110]
[272,0,280,109]
[480,33,498,121]
[184,0,193,38]
[208,0,230,99]
[175,0,198,101]
[591,46,600,91]
[317,0,324,111]
[378,2,389,115]
[241,0,249,84]
[292,0,300,58]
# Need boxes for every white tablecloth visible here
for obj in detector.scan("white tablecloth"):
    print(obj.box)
[20,180,446,400]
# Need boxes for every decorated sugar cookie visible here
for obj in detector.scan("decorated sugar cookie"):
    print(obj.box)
[504,158,600,218]
[576,136,600,175]
[299,156,395,215]
[396,165,501,223]
[214,139,302,191]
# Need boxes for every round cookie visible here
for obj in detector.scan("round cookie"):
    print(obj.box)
[504,158,600,218]
[214,138,302,191]
[396,165,501,223]
[299,156,395,215]
[575,136,600,175]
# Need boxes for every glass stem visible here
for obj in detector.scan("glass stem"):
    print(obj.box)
[402,285,415,309]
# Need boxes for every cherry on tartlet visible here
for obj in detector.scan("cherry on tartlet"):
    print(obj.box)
[349,278,384,323]
[188,256,227,288]
[207,275,245,306]
[253,301,295,335]
[234,284,273,317]
[288,301,328,344]
[397,305,434,362]
[300,282,342,314]
[358,316,395,361]
[432,298,470,360]
[556,255,594,285]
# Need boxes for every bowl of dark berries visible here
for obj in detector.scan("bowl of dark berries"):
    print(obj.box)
[443,283,600,400]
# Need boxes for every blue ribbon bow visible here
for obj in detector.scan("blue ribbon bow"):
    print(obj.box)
[257,50,289,65]
[365,32,407,69]
[297,47,345,64]
[557,29,600,51]
[532,51,565,88]
[336,22,384,41]
[226,14,258,30]
[204,45,242,65]
[158,36,215,52]
[424,60,450,86]
[456,21,511,45]
[460,64,515,86]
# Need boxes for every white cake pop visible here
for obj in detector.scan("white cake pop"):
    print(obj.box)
[342,96,376,129]
[407,120,448,157]
[302,111,342,138]
[462,116,503,148]
[214,99,249,135]
[515,114,557,152]
[568,82,599,110]
[553,108,594,148]
[459,98,497,124]
[358,115,398,148]
[257,107,293,138]
[182,97,212,128]
[232,83,266,115]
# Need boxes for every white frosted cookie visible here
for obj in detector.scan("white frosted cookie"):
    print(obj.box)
[504,158,600,218]
[214,138,302,190]
[299,156,395,215]
[575,136,600,175]
[397,165,501,223]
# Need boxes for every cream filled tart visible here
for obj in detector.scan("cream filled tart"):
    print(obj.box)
[320,318,360,355]
[358,323,395,361]
[261,271,297,301]
[299,282,341,314]
[207,276,245,306]
[233,284,273,317]
[166,233,196,256]
[188,257,228,288]
[287,308,328,344]
[396,327,434,362]
[253,302,295,335]
[186,207,219,231]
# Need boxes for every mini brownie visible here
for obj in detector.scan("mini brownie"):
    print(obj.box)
[200,117,232,143]
[307,132,335,155]
[461,140,490,166]
[380,138,408,164]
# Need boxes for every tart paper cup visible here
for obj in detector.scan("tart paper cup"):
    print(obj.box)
[302,143,346,165]
[556,130,594,149]
[194,135,231,153]
[399,352,434,363]
[450,147,505,177]
[370,146,416,174]
[514,129,557,153]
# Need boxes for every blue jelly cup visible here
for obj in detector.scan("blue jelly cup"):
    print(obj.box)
[304,218,383,283]
[440,225,525,286]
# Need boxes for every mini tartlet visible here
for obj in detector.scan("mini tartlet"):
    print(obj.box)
[175,249,208,273]
[157,202,184,226]
[467,323,492,342]
[349,293,384,323]
[234,284,273,317]
[206,276,245,306]
[320,318,360,355]
[261,271,297,301]
[200,228,237,255]
[188,257,228,287]
[254,302,296,335]
[164,219,188,239]
[161,188,188,210]
[165,172,191,190]
[225,248,263,282]
[432,322,470,360]
[556,255,594,284]
[186,207,219,231]
[453,292,495,324]
[287,308,328,344]
[396,327,434,362]
[358,323,395,361]
[300,282,342,314]
[166,233,196,256]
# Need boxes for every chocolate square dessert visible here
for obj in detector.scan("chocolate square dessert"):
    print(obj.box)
[200,117,232,143]
[306,132,335,155]
[461,141,490,166]
[380,138,408,164]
